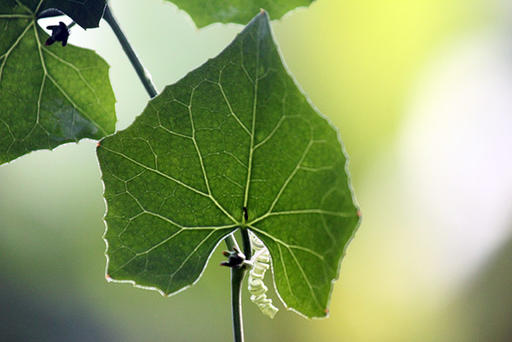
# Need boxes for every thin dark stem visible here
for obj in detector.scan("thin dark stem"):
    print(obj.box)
[224,230,250,342]
[231,266,245,342]
[241,228,251,260]
[223,233,244,342]
[102,4,158,98]
[225,234,240,251]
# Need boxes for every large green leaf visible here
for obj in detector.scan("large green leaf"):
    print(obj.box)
[167,0,314,27]
[97,12,359,318]
[0,0,115,164]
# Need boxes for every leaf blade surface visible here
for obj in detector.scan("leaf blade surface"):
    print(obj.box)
[166,0,314,27]
[0,0,116,164]
[98,12,359,318]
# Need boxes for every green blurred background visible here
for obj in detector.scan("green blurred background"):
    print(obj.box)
[1,0,511,340]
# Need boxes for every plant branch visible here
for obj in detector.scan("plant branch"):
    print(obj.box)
[231,266,245,342]
[103,4,158,98]
[240,228,251,260]
[223,229,251,342]
[225,234,240,251]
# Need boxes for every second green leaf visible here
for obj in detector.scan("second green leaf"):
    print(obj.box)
[167,0,314,27]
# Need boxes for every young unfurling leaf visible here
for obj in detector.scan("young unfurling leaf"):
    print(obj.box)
[248,232,279,318]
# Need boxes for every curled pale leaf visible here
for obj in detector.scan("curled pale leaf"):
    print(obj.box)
[248,231,278,318]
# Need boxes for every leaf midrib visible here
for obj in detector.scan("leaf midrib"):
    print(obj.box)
[242,33,260,211]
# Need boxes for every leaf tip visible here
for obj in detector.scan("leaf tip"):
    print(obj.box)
[258,8,270,20]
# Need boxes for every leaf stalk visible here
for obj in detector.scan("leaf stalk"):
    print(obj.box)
[231,266,245,342]
[223,230,251,342]
[241,228,252,260]
[103,4,158,98]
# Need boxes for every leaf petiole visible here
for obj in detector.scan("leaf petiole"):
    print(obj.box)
[231,265,246,342]
[223,230,250,342]
[102,4,158,98]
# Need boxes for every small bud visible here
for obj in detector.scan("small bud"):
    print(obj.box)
[46,22,70,47]
[220,248,246,268]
